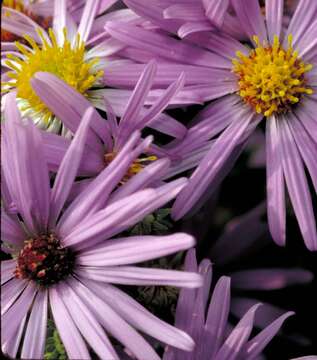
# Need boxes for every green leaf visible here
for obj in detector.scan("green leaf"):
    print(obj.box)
[44,319,67,360]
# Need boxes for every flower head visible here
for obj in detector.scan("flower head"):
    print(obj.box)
[233,35,313,117]
[109,0,317,250]
[4,28,103,124]
[1,0,108,130]
[1,92,202,359]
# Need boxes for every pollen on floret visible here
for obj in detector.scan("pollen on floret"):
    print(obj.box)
[2,27,103,124]
[232,34,313,117]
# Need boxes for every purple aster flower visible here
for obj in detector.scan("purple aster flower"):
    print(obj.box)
[1,0,200,132]
[0,0,155,129]
[1,92,202,359]
[163,249,294,360]
[28,61,210,198]
[106,0,317,250]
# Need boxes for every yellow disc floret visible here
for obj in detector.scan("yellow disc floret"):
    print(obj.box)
[232,35,313,117]
[2,28,103,124]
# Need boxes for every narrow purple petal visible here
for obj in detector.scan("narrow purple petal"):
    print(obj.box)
[57,132,150,237]
[214,303,262,360]
[62,188,155,248]
[49,286,90,359]
[49,108,93,226]
[203,0,230,28]
[294,98,317,142]
[284,0,317,48]
[164,142,212,180]
[205,276,231,358]
[266,0,284,42]
[109,158,171,203]
[105,21,231,68]
[135,72,185,134]
[172,107,260,220]
[21,290,48,360]
[231,297,286,329]
[59,281,120,359]
[77,266,202,288]
[63,177,187,250]
[117,60,157,147]
[1,260,16,285]
[279,117,317,251]
[295,19,317,61]
[67,278,160,360]
[3,95,50,233]
[2,278,27,315]
[288,112,317,193]
[243,312,294,360]
[232,0,267,44]
[31,72,110,153]
[147,112,188,139]
[174,96,242,154]
[178,21,214,39]
[1,210,25,247]
[105,63,232,87]
[186,31,248,60]
[77,0,100,42]
[85,280,196,351]
[53,0,67,44]
[2,314,27,358]
[77,233,195,266]
[164,4,205,22]
[123,0,180,34]
[174,250,199,329]
[2,283,37,345]
[86,37,125,58]
[266,116,286,246]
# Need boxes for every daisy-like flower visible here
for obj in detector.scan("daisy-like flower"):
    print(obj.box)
[163,250,294,360]
[29,61,210,195]
[1,0,200,133]
[106,0,317,250]
[1,92,202,359]
[1,0,147,132]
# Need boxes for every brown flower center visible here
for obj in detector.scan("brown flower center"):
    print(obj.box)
[14,233,75,286]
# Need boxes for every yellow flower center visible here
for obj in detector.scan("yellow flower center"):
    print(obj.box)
[232,35,313,117]
[2,28,103,124]
[104,152,158,183]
